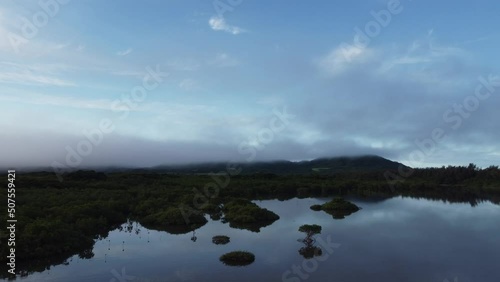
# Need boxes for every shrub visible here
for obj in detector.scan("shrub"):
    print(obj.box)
[219,251,255,266]
[321,197,360,211]
[310,204,322,211]
[212,235,230,245]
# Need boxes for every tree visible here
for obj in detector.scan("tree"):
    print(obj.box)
[299,224,322,244]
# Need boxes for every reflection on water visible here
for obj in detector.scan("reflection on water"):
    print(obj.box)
[9,196,500,282]
[298,244,322,259]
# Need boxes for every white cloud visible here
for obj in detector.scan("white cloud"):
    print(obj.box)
[117,48,133,56]
[54,43,70,50]
[0,92,111,111]
[0,8,75,55]
[378,34,469,76]
[208,16,245,35]
[207,53,239,67]
[256,96,285,106]
[167,58,201,71]
[317,45,371,75]
[111,70,144,78]
[306,35,500,167]
[457,35,492,46]
[378,55,432,73]
[179,78,199,91]
[319,33,470,78]
[0,62,75,86]
[0,72,74,86]
[0,8,22,52]
[0,62,73,74]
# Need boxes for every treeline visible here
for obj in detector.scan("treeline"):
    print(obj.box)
[409,164,500,184]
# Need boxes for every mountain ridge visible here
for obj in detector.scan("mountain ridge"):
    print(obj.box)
[147,155,406,175]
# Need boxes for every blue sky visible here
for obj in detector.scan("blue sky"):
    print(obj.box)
[1,0,500,169]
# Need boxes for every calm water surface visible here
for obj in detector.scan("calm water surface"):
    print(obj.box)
[12,196,500,282]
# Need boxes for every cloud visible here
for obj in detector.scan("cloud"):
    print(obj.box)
[0,7,25,53]
[456,35,493,46]
[110,70,144,78]
[0,129,394,169]
[53,43,70,50]
[0,72,75,86]
[256,96,285,106]
[208,16,245,35]
[167,58,201,71]
[0,61,75,86]
[207,53,239,67]
[179,78,199,91]
[0,10,498,171]
[117,48,133,56]
[0,7,75,56]
[318,32,468,78]
[0,91,113,111]
[317,45,372,76]
[306,36,500,167]
[0,12,13,51]
[0,61,73,73]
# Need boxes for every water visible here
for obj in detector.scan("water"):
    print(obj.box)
[11,197,500,282]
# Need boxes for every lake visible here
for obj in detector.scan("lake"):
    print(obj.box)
[11,196,500,282]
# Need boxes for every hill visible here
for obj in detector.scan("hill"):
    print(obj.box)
[148,155,405,175]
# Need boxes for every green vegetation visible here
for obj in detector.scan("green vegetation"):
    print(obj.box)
[298,224,322,244]
[222,198,280,232]
[299,224,322,238]
[312,198,361,219]
[0,162,499,276]
[212,235,230,245]
[310,204,322,211]
[322,198,360,211]
[219,251,255,266]
[140,207,207,234]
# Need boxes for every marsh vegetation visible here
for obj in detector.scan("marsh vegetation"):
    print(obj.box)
[212,235,230,245]
[219,251,255,266]
[311,198,361,219]
[0,163,499,277]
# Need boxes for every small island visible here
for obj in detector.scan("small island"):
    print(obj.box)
[219,251,255,266]
[139,207,207,234]
[222,199,280,232]
[311,197,360,219]
[212,235,230,245]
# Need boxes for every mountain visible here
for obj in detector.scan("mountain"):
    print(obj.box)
[149,155,405,175]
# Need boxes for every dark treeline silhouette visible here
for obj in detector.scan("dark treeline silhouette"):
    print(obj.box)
[409,164,499,184]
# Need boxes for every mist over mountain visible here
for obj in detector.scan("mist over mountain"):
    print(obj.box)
[0,155,406,175]
[138,155,405,174]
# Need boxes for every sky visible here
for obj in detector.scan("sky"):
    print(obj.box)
[0,0,499,169]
